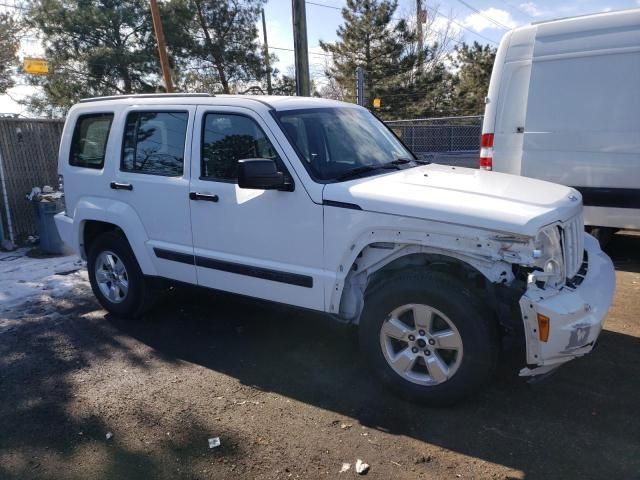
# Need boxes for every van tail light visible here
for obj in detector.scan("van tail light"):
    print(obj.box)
[480,133,494,170]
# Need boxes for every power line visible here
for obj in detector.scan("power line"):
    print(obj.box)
[270,45,331,57]
[421,4,498,45]
[494,0,535,20]
[453,0,511,30]
[306,1,341,11]
[306,0,497,46]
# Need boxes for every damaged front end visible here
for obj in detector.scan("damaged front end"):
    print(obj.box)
[490,214,615,378]
[515,233,615,377]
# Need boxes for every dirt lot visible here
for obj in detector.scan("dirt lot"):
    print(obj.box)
[1,233,639,480]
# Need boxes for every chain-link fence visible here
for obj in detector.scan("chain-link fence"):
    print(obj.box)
[386,115,483,168]
[0,118,65,246]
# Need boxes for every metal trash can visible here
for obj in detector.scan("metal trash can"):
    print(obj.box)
[32,198,65,254]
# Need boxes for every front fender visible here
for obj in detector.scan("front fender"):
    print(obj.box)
[70,197,157,276]
[330,227,514,319]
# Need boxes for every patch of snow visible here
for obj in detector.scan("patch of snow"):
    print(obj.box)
[0,249,88,313]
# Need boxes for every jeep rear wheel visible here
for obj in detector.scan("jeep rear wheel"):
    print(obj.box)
[87,231,155,318]
[359,271,498,406]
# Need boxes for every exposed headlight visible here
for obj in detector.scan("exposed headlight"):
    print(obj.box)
[530,226,565,288]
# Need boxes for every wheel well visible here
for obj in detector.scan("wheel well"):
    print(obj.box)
[82,220,120,258]
[363,252,526,364]
[368,253,489,293]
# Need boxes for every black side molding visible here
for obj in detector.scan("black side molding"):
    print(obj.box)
[195,256,313,288]
[154,248,195,265]
[323,200,362,210]
[572,187,640,209]
[153,248,313,288]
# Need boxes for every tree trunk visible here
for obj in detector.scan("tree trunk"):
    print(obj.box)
[195,0,230,94]
[213,56,230,94]
[119,64,133,93]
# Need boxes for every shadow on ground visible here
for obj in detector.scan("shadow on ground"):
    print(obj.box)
[1,232,639,479]
[0,296,245,479]
[107,288,640,479]
[605,230,640,273]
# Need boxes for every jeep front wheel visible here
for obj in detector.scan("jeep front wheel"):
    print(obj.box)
[87,231,155,318]
[359,271,498,406]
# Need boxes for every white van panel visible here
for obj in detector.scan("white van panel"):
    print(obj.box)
[491,27,536,175]
[523,50,640,187]
[485,9,640,230]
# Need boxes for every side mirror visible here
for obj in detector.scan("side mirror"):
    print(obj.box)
[238,159,287,190]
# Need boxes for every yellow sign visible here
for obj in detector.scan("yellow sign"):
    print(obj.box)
[373,98,381,108]
[23,58,49,75]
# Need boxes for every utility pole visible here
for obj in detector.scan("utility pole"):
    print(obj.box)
[261,9,273,95]
[416,0,425,67]
[291,0,310,96]
[149,0,174,93]
[356,67,365,106]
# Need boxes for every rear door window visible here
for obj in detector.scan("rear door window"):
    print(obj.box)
[69,113,113,169]
[121,111,188,176]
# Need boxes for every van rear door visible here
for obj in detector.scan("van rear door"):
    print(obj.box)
[521,14,640,215]
[484,27,535,175]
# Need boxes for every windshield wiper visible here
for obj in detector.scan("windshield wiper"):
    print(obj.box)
[394,156,430,165]
[390,158,412,165]
[335,162,400,181]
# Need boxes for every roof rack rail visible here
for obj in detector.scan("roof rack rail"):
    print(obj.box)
[79,93,214,103]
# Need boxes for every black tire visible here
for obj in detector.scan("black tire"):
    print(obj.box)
[87,230,155,318]
[359,270,498,406]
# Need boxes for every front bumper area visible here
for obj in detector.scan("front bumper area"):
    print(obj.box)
[519,233,615,376]
[54,212,76,253]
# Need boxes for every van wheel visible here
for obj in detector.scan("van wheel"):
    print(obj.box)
[359,271,498,406]
[87,231,155,318]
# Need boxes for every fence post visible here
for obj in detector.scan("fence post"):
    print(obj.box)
[356,67,365,106]
[0,145,15,246]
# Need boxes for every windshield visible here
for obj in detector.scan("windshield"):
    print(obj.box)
[275,107,415,181]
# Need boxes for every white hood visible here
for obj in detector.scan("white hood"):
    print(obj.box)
[322,164,582,237]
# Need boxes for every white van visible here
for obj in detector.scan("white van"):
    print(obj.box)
[481,9,640,242]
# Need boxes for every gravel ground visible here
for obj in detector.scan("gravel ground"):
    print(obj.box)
[1,232,639,480]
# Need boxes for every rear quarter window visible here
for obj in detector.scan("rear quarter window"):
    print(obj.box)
[69,113,114,169]
[121,111,188,177]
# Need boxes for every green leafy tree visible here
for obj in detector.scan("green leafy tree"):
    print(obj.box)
[451,42,496,115]
[166,0,267,94]
[0,14,20,94]
[319,0,415,112]
[24,0,160,115]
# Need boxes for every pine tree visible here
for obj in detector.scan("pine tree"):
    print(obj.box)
[451,42,496,115]
[0,13,20,95]
[166,0,267,94]
[25,0,160,115]
[319,0,415,111]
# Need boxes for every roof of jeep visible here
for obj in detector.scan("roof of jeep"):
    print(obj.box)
[76,93,354,112]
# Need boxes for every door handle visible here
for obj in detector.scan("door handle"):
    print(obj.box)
[110,182,133,191]
[189,192,219,202]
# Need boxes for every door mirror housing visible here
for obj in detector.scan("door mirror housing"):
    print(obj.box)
[238,159,288,190]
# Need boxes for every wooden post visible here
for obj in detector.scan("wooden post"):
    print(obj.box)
[416,0,425,67]
[262,9,273,95]
[149,0,174,93]
[291,0,310,96]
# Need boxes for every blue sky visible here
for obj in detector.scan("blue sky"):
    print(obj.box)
[263,0,640,75]
[1,0,639,114]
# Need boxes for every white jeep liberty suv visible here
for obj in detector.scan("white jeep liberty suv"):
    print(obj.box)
[55,94,615,405]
